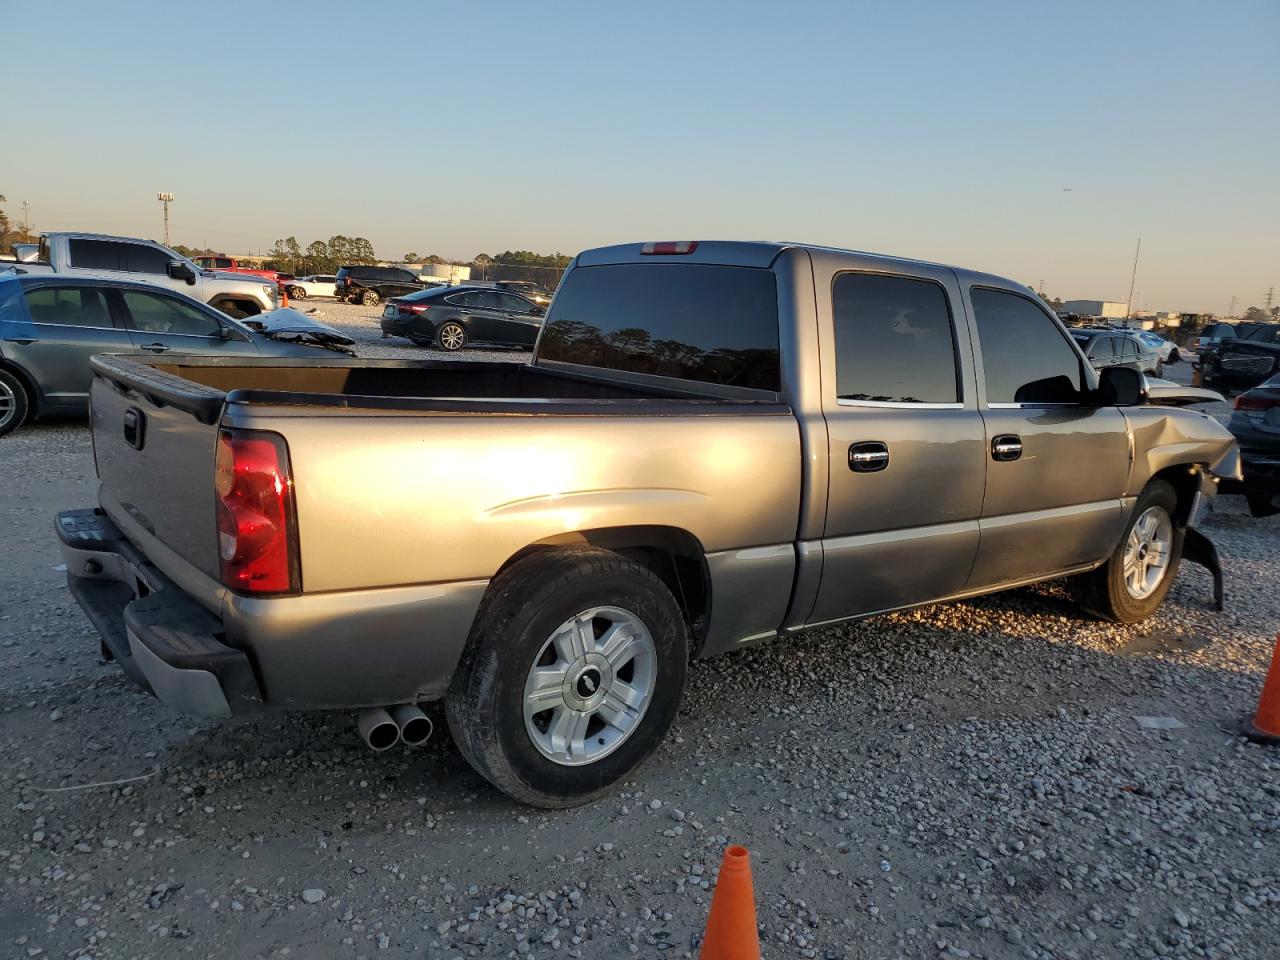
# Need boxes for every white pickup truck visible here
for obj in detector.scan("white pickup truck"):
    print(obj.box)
[3,233,278,317]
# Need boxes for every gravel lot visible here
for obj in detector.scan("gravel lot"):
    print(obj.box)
[1,314,1276,960]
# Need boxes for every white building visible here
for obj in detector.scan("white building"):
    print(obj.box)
[1062,299,1129,320]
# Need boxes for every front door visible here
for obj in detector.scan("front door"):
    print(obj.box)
[807,264,987,626]
[117,288,259,357]
[965,287,1130,588]
[14,284,134,410]
[496,292,543,347]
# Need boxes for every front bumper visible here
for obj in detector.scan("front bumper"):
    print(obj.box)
[57,509,263,716]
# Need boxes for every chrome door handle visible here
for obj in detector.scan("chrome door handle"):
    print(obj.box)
[992,435,1023,461]
[141,343,170,353]
[849,441,889,473]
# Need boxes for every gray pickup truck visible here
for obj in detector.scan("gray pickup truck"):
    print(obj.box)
[57,240,1239,806]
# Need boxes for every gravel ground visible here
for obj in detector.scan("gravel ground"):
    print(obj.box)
[1,326,1276,960]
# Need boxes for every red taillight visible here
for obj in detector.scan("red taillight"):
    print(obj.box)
[215,429,299,594]
[342,276,352,286]
[640,241,698,255]
[1235,394,1278,411]
[398,303,430,314]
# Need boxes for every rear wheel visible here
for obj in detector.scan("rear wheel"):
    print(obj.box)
[1070,479,1182,623]
[446,548,689,807]
[287,285,307,300]
[437,322,466,351]
[0,369,31,437]
[360,289,381,307]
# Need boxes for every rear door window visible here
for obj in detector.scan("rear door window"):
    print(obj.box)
[971,287,1083,404]
[68,239,126,272]
[539,263,780,392]
[831,273,959,403]
[121,290,222,337]
[24,286,114,327]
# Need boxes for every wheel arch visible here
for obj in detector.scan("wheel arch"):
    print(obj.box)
[496,525,711,650]
[1147,463,1209,528]
[208,295,264,318]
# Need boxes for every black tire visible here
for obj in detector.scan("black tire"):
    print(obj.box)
[437,321,466,352]
[1070,479,1183,623]
[1168,348,1180,364]
[446,547,689,808]
[360,289,381,307]
[287,286,307,300]
[0,368,31,437]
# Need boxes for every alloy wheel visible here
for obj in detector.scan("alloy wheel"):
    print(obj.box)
[1123,506,1173,600]
[0,380,15,431]
[522,606,657,767]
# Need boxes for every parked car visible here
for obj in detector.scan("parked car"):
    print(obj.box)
[0,273,349,436]
[191,255,282,284]
[335,265,425,306]
[1199,323,1280,392]
[495,280,554,306]
[1188,321,1238,357]
[1136,330,1180,364]
[1219,372,1280,517]
[56,239,1237,807]
[1069,328,1161,376]
[2,233,279,317]
[380,286,545,350]
[283,275,338,300]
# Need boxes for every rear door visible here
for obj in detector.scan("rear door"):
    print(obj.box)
[464,291,509,342]
[13,283,134,408]
[807,260,987,624]
[496,292,543,346]
[119,287,259,357]
[964,286,1130,588]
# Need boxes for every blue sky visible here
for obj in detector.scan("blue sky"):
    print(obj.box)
[5,0,1277,312]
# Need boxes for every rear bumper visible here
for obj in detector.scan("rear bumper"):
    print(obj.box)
[58,507,490,715]
[57,509,263,716]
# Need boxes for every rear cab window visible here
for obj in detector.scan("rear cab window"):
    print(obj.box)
[69,239,126,272]
[538,263,780,393]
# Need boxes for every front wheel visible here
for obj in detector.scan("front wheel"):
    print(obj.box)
[0,369,31,437]
[1070,479,1183,623]
[446,548,689,807]
[360,289,381,306]
[287,286,307,301]
[1168,348,1180,364]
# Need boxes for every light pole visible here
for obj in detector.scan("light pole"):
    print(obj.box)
[156,193,175,246]
[21,200,31,240]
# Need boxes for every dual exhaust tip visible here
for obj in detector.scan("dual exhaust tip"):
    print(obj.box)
[357,704,433,751]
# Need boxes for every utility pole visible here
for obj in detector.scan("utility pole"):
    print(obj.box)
[1124,237,1141,319]
[1228,295,1237,317]
[21,200,31,240]
[1266,287,1275,311]
[156,192,175,246]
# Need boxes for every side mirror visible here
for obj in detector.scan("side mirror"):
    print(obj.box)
[1096,365,1144,406]
[217,325,236,341]
[167,260,196,284]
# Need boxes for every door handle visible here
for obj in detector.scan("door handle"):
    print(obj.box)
[992,434,1023,461]
[3,337,38,344]
[141,343,170,353]
[849,441,889,472]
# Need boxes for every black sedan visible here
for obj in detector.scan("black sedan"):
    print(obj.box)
[1220,372,1280,517]
[379,286,545,351]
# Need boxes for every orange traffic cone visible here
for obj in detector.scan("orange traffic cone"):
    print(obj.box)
[280,287,289,308]
[700,845,761,960]
[1244,635,1280,745]
[1190,365,1203,387]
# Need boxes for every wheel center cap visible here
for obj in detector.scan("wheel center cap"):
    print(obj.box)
[575,668,602,698]
[563,654,612,711]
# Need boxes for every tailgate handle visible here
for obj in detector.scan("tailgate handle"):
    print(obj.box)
[123,407,146,450]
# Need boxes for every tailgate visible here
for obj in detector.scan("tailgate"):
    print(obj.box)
[89,355,228,581]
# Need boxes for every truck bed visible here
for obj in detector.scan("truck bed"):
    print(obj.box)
[87,354,799,601]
